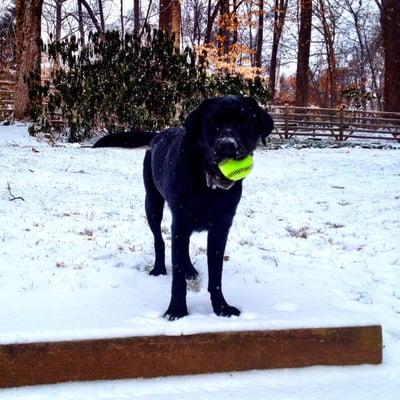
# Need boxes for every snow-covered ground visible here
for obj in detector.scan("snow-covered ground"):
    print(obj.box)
[0,125,399,398]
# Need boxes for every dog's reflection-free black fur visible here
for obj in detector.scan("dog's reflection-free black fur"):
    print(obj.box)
[94,96,274,320]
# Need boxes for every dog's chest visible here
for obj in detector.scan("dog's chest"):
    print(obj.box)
[186,200,215,231]
[170,190,239,232]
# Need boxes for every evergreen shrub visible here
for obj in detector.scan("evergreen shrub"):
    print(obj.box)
[39,28,271,142]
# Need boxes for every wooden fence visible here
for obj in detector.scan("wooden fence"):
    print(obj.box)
[1,77,400,143]
[270,105,400,142]
[0,78,14,121]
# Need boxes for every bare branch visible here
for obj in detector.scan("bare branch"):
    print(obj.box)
[7,182,25,202]
[78,0,102,33]
[140,0,153,38]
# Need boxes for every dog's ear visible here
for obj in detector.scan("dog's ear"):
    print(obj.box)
[184,99,212,136]
[244,97,274,146]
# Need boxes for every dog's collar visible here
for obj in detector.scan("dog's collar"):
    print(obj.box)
[206,172,235,190]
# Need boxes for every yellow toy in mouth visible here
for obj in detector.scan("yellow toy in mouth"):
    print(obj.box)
[218,155,254,181]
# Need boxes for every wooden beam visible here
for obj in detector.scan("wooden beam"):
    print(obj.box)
[0,325,382,388]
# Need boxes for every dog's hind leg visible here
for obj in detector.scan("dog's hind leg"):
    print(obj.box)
[143,151,167,276]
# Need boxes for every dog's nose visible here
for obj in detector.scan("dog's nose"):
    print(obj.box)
[216,138,238,159]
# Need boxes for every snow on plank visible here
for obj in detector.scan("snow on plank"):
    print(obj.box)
[0,325,382,388]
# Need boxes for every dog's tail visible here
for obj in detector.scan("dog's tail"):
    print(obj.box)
[93,129,158,148]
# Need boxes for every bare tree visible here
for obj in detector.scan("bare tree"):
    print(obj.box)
[254,0,264,68]
[315,0,339,107]
[340,0,381,109]
[269,0,289,100]
[77,0,85,42]
[182,0,208,45]
[218,0,230,55]
[246,0,254,64]
[14,0,43,119]
[160,0,181,47]
[295,0,312,107]
[231,0,238,46]
[204,0,220,44]
[55,0,62,41]
[120,0,124,38]
[79,0,102,33]
[363,24,383,110]
[141,0,154,37]
[98,0,105,31]
[193,0,204,44]
[381,0,400,112]
[171,0,181,47]
[133,0,140,33]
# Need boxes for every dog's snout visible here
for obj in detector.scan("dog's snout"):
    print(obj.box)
[216,137,238,159]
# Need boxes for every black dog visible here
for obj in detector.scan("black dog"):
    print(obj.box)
[94,96,273,320]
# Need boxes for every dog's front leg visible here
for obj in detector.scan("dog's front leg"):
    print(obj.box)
[207,227,240,317]
[164,223,190,320]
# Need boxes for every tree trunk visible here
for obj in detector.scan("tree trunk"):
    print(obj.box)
[77,0,85,44]
[14,0,43,120]
[346,0,367,109]
[269,0,288,100]
[295,0,312,107]
[98,0,105,32]
[54,0,62,68]
[159,0,181,48]
[231,0,238,46]
[254,0,264,68]
[159,0,170,31]
[381,0,400,112]
[317,0,337,108]
[218,0,230,55]
[363,28,382,110]
[80,0,102,33]
[120,0,124,40]
[248,2,253,65]
[134,0,140,33]
[171,0,181,48]
[193,0,201,44]
[55,0,62,41]
[204,0,220,44]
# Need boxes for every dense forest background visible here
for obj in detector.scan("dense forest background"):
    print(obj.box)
[0,0,399,124]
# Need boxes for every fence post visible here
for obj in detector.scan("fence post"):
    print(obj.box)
[284,105,289,139]
[338,108,344,141]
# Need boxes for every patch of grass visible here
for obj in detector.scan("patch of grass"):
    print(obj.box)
[286,226,309,239]
[187,275,201,292]
[79,228,94,237]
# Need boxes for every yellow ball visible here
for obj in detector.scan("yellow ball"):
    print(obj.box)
[218,155,254,181]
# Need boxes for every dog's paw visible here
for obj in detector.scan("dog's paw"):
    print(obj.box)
[149,266,167,276]
[213,304,241,317]
[164,303,188,320]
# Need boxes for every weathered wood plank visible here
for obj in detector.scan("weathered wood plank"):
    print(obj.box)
[0,325,382,389]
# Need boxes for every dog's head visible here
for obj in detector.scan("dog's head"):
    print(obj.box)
[184,96,274,189]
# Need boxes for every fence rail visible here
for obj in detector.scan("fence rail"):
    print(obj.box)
[270,105,400,142]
